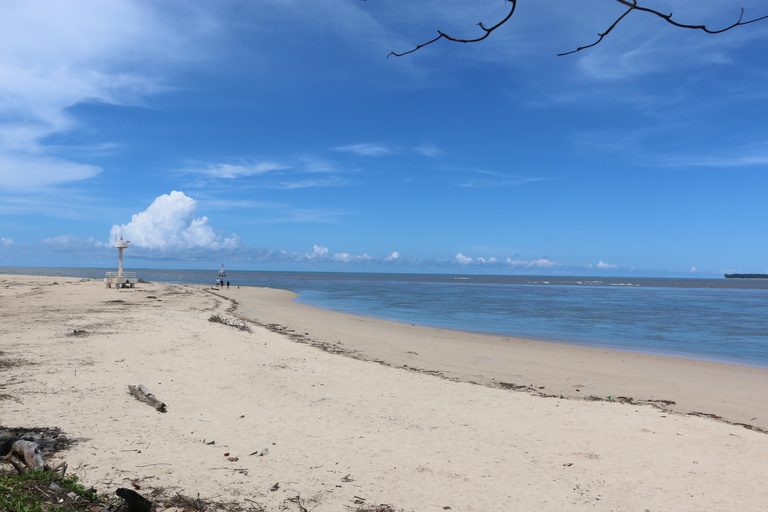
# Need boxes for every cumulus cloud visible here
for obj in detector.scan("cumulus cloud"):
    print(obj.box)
[689,266,699,273]
[333,252,371,262]
[456,253,473,264]
[331,143,390,157]
[110,191,240,252]
[287,244,330,260]
[385,251,400,261]
[284,245,378,263]
[1,237,14,246]
[506,257,561,268]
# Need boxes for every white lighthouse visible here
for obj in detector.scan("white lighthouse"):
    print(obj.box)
[105,236,138,289]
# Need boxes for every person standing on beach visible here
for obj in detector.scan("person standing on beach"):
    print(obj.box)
[227,281,230,289]
[216,277,220,287]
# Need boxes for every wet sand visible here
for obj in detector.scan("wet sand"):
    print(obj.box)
[227,285,768,430]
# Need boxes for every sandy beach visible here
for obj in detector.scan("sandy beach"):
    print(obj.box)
[2,275,768,511]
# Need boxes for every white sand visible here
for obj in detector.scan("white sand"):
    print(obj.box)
[2,275,768,511]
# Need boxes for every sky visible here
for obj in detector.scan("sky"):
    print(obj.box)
[0,0,767,276]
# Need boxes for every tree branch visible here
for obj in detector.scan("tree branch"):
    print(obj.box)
[559,1,768,56]
[383,0,768,58]
[387,0,518,58]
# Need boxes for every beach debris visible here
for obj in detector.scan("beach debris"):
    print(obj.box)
[288,495,309,512]
[204,439,215,445]
[0,438,68,476]
[341,473,354,482]
[250,447,269,457]
[497,382,531,391]
[117,487,153,512]
[208,313,252,332]
[270,482,280,492]
[127,384,167,412]
[228,456,239,462]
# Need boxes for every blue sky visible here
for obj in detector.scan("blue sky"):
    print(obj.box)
[1,0,767,276]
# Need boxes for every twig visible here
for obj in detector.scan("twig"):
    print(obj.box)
[287,495,309,512]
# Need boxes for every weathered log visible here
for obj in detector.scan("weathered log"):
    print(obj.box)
[1,439,67,475]
[128,384,167,412]
[11,440,45,469]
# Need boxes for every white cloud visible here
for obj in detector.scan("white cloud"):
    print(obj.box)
[305,244,329,259]
[506,257,561,268]
[41,235,106,251]
[285,245,375,263]
[1,237,14,246]
[110,191,240,252]
[0,155,101,190]
[596,260,617,269]
[456,253,473,264]
[690,266,699,273]
[189,162,289,179]
[333,252,371,262]
[0,0,192,189]
[331,143,390,157]
[385,251,400,261]
[414,144,443,157]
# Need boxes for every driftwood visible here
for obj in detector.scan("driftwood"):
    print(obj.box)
[1,439,67,475]
[128,384,167,412]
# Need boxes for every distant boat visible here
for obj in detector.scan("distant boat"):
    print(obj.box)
[724,273,768,279]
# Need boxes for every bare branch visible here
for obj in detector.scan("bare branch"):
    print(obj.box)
[560,1,768,56]
[388,0,518,58]
[557,4,634,56]
[383,0,768,58]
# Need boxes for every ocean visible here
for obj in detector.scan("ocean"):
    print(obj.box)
[4,267,768,368]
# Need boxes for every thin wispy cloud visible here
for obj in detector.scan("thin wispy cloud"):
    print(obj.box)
[0,0,195,190]
[187,162,289,179]
[332,143,391,157]
[0,156,101,191]
[414,143,443,157]
[272,177,351,190]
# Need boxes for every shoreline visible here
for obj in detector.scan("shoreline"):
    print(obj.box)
[221,285,768,430]
[3,266,767,368]
[3,275,768,511]
[295,294,767,371]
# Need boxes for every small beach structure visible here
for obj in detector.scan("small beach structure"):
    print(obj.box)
[104,236,138,289]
